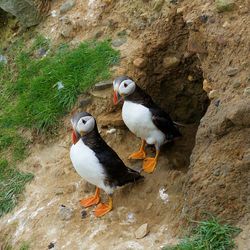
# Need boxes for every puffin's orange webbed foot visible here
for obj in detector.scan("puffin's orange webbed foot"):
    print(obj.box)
[80,187,100,208]
[142,150,159,173]
[128,140,146,160]
[94,196,112,217]
[128,150,146,160]
[143,158,157,173]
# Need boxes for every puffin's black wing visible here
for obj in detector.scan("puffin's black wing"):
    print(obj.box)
[95,139,142,186]
[129,86,182,140]
[150,107,182,140]
[82,130,143,187]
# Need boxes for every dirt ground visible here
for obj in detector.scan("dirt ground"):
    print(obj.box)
[0,0,249,249]
[0,89,197,249]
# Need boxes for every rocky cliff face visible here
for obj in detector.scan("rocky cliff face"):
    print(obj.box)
[0,0,51,27]
[120,0,250,223]
[179,0,250,223]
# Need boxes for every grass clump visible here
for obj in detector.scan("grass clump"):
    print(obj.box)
[0,240,30,250]
[0,38,119,131]
[19,242,30,250]
[0,159,34,216]
[0,34,119,217]
[163,217,241,250]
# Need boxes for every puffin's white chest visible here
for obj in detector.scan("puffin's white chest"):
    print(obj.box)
[70,140,113,194]
[122,101,165,147]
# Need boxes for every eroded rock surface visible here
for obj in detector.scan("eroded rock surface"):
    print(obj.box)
[0,0,50,27]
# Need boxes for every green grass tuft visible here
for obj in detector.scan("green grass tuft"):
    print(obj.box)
[0,128,28,161]
[0,159,34,217]
[0,35,119,217]
[163,217,241,250]
[19,242,30,250]
[0,39,119,131]
[31,35,50,51]
[0,240,30,250]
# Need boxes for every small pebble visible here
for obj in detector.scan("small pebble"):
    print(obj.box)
[203,79,212,93]
[208,90,219,100]
[135,223,149,239]
[133,58,147,69]
[232,81,241,88]
[199,15,208,23]
[176,7,185,14]
[81,209,87,219]
[127,212,135,223]
[55,187,64,195]
[37,48,47,57]
[162,56,180,69]
[106,128,116,134]
[213,169,221,176]
[214,99,220,107]
[59,205,73,221]
[226,67,239,76]
[112,38,127,47]
[94,80,113,90]
[146,202,153,210]
[159,187,169,204]
[0,55,7,64]
[60,0,76,14]
[48,242,55,249]
[51,10,57,17]
[243,87,250,96]
[222,21,230,28]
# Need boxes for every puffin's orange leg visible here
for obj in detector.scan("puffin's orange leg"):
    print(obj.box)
[128,140,146,160]
[94,196,113,217]
[143,150,160,173]
[80,187,100,208]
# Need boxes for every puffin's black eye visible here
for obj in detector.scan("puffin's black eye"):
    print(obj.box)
[124,83,128,88]
[82,119,86,124]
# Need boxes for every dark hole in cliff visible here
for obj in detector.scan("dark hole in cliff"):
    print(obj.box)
[147,55,209,125]
[131,15,210,169]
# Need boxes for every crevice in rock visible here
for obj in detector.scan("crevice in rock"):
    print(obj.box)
[127,13,210,169]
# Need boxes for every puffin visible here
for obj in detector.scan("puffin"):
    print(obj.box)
[113,76,182,173]
[70,112,143,217]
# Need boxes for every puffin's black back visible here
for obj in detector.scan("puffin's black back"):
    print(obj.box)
[125,85,182,140]
[81,125,143,187]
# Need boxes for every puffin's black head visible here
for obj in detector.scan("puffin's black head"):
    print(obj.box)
[113,76,136,105]
[71,112,96,144]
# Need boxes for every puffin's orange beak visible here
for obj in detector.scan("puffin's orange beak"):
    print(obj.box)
[72,130,78,144]
[113,90,123,105]
[113,90,119,105]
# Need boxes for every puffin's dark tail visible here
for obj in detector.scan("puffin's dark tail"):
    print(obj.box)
[166,123,182,141]
[172,124,182,138]
[118,168,144,186]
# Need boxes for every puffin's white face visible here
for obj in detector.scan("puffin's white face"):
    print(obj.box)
[113,80,119,92]
[118,79,136,97]
[75,116,95,135]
